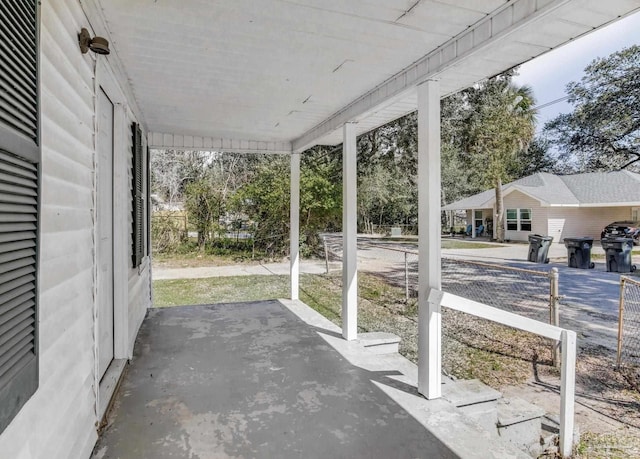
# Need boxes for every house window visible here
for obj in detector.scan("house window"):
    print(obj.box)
[506,209,518,230]
[0,0,40,435]
[506,208,532,231]
[520,209,532,231]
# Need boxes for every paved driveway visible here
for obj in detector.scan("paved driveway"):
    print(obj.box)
[354,237,631,350]
[440,242,626,316]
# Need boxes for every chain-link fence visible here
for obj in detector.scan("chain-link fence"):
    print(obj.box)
[323,235,558,325]
[617,276,640,369]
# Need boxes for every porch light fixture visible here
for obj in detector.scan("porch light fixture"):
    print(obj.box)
[78,28,110,55]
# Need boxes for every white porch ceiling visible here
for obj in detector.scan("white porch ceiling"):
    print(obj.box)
[94,0,639,152]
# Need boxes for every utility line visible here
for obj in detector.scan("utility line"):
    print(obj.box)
[532,95,570,111]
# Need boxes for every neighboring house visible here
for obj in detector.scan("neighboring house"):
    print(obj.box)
[0,2,637,459]
[443,172,640,242]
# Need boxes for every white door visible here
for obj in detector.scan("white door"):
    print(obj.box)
[97,87,115,379]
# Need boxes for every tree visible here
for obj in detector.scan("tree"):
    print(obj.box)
[184,178,222,248]
[544,45,640,171]
[466,77,536,242]
[508,137,555,178]
[232,156,291,257]
[300,147,342,250]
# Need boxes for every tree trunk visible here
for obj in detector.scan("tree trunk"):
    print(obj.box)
[495,176,505,243]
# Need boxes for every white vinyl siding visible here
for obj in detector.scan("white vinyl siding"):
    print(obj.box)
[503,191,547,242]
[0,1,98,457]
[547,206,632,242]
[0,1,151,457]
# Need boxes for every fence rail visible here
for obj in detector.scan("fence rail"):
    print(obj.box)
[617,276,640,368]
[432,289,576,458]
[324,236,559,325]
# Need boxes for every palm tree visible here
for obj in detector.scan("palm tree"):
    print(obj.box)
[466,77,537,242]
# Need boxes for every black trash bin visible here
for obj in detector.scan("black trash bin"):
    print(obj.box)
[564,237,595,269]
[528,234,553,263]
[601,238,636,273]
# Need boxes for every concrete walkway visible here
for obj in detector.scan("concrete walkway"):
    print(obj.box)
[92,300,526,458]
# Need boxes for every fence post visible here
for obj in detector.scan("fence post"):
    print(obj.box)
[324,237,330,274]
[550,268,560,367]
[405,251,409,301]
[559,329,577,458]
[617,277,626,368]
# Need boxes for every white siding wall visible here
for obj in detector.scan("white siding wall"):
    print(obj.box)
[0,1,151,458]
[547,207,632,242]
[503,191,548,242]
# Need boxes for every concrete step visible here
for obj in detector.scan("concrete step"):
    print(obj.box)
[497,397,546,457]
[357,332,401,354]
[442,378,502,407]
[442,379,503,434]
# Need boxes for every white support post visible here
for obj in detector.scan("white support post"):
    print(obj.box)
[471,208,476,238]
[290,152,300,301]
[560,330,577,458]
[417,80,442,399]
[342,122,358,340]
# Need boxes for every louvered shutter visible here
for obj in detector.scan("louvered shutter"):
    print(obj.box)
[132,123,143,267]
[146,146,151,256]
[0,0,39,434]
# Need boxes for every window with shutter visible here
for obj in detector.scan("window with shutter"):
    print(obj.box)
[131,123,143,267]
[0,0,40,435]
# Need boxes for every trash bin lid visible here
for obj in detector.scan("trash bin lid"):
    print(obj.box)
[601,237,633,248]
[564,237,593,247]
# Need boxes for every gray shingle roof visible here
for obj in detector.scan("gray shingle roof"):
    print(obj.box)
[442,171,640,210]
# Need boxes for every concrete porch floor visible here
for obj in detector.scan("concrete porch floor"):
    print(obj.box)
[91,300,525,459]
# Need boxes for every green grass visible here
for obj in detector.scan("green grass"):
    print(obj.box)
[153,274,343,320]
[441,240,501,249]
[153,275,290,306]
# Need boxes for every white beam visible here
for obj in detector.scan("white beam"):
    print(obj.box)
[292,0,572,153]
[471,208,476,239]
[290,153,300,300]
[148,132,292,154]
[560,330,577,458]
[417,80,442,399]
[342,122,358,341]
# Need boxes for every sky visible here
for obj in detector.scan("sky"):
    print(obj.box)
[512,10,640,131]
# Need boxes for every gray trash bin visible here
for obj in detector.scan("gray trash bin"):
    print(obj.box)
[563,237,595,269]
[528,234,553,264]
[601,238,636,273]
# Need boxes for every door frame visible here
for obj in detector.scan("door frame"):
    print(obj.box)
[94,58,130,414]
